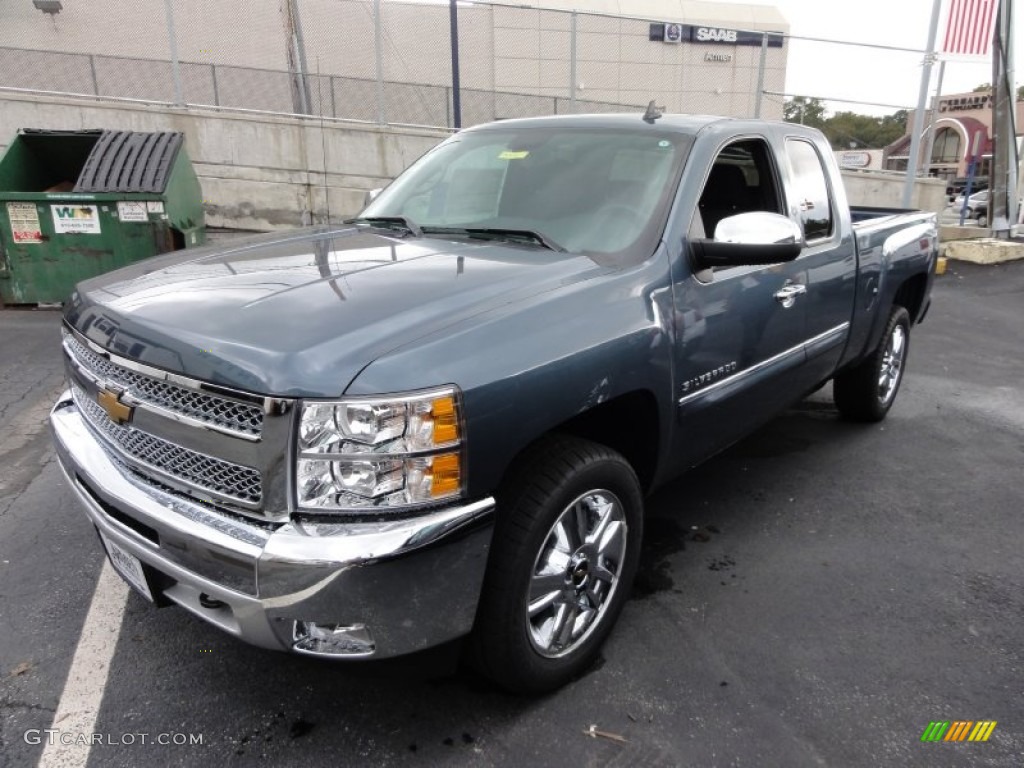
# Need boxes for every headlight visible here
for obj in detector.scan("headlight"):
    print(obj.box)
[295,387,464,512]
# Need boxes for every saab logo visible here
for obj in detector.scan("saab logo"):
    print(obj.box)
[920,721,997,742]
[97,388,134,426]
[696,27,738,43]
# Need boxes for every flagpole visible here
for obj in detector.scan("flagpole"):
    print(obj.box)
[902,0,943,209]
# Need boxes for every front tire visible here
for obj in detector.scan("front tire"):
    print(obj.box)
[834,306,911,422]
[471,435,643,693]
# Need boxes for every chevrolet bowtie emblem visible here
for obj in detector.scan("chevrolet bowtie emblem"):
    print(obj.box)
[97,388,134,426]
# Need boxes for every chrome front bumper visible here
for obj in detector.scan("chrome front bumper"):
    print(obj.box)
[50,390,495,658]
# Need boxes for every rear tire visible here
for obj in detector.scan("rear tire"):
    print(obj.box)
[470,435,643,693]
[834,306,911,423]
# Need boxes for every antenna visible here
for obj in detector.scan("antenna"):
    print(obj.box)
[643,100,664,123]
[316,56,331,225]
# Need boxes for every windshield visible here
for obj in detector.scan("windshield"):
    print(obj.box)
[360,126,691,256]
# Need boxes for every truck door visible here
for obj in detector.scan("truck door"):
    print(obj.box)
[671,137,809,469]
[781,137,856,388]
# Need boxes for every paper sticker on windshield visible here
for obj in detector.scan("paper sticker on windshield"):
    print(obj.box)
[658,140,671,148]
[499,150,530,160]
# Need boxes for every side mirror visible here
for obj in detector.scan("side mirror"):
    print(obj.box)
[691,212,804,269]
[363,188,383,208]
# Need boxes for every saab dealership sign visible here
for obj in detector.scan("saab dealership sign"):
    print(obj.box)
[650,23,784,47]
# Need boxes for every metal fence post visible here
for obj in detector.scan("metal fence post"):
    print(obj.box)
[449,0,462,129]
[162,0,184,105]
[754,33,768,118]
[570,10,577,111]
[282,0,312,115]
[903,0,942,208]
[211,64,220,106]
[374,0,385,125]
[291,0,313,115]
[88,54,99,96]
[921,59,944,178]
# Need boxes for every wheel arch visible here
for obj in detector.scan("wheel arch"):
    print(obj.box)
[494,389,661,499]
[892,272,930,325]
[552,390,661,494]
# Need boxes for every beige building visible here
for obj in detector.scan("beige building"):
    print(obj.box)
[0,0,789,126]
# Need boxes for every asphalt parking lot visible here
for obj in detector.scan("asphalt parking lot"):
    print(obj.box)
[1,258,1021,767]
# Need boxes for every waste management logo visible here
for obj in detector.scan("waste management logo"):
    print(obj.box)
[920,721,997,742]
[51,204,101,234]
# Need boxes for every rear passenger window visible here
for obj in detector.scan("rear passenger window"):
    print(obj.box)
[785,139,833,240]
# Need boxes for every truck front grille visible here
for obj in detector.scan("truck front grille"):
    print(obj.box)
[73,385,263,505]
[64,334,264,437]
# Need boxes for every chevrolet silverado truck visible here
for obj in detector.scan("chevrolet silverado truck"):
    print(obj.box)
[50,113,937,692]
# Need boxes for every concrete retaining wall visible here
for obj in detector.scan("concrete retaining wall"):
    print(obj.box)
[0,92,949,232]
[840,169,947,215]
[0,92,449,230]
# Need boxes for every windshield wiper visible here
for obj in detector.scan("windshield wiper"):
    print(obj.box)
[421,226,565,252]
[345,216,423,238]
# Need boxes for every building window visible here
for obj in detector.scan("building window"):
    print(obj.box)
[931,128,961,164]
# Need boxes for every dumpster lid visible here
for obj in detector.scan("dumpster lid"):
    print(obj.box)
[73,130,184,194]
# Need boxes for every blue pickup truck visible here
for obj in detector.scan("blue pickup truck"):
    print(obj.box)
[50,112,936,692]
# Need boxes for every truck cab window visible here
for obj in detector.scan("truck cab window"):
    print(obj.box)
[785,139,834,240]
[695,139,782,239]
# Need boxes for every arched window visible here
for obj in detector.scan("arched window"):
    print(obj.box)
[931,127,961,164]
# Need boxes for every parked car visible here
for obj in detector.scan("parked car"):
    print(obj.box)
[946,176,988,201]
[952,188,988,215]
[970,195,1023,228]
[50,112,938,692]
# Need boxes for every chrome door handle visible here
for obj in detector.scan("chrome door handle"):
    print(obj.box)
[773,282,807,308]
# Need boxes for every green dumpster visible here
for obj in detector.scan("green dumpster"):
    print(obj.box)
[0,129,205,305]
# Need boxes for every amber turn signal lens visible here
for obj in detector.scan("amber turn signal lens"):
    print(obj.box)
[431,396,459,444]
[430,453,461,497]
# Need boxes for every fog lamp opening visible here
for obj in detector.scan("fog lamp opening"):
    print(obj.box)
[292,621,376,657]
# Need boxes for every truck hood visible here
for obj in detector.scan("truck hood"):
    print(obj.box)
[65,227,611,396]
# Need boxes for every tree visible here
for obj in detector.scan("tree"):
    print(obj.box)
[799,109,910,150]
[783,100,911,150]
[972,82,991,92]
[1018,85,1024,101]
[783,97,826,127]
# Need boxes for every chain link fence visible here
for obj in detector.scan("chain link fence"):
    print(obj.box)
[0,0,929,131]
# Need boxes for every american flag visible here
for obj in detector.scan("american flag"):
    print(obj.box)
[942,0,999,57]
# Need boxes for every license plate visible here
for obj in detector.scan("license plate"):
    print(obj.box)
[99,531,154,602]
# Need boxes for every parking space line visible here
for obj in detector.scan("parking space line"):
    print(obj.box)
[38,561,128,768]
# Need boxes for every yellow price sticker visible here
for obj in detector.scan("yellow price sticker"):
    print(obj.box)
[499,150,530,160]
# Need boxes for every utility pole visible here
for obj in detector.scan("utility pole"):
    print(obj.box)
[989,0,1017,237]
